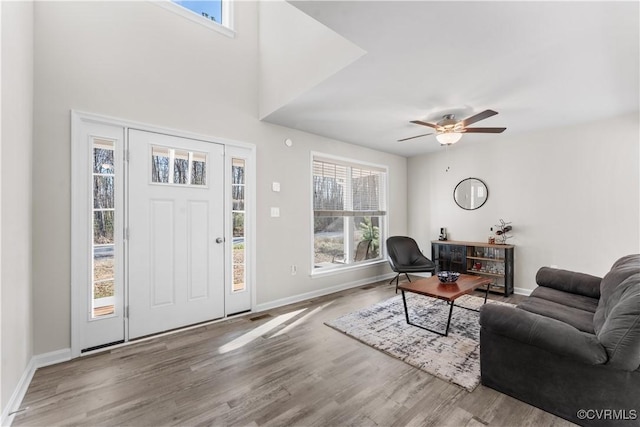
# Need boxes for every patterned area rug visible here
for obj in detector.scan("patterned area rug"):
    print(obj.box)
[325,293,513,392]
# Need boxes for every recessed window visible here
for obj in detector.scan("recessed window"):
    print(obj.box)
[312,155,387,272]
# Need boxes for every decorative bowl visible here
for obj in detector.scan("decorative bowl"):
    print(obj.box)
[437,271,460,283]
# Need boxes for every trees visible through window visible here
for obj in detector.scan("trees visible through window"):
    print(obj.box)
[313,156,387,271]
[151,146,207,186]
[92,138,116,317]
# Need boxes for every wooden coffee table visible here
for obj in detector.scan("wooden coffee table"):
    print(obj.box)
[398,274,492,336]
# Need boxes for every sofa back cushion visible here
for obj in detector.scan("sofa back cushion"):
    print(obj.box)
[594,255,640,370]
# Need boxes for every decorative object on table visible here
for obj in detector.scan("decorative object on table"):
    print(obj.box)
[438,227,448,241]
[453,177,489,210]
[325,293,514,392]
[488,227,496,244]
[494,219,513,244]
[436,271,460,283]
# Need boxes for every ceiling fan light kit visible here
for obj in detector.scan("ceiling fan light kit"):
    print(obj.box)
[436,132,463,145]
[400,109,506,145]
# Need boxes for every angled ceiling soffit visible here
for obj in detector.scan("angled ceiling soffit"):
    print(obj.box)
[258,0,366,120]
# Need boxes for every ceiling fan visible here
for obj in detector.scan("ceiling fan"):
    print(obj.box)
[399,109,506,145]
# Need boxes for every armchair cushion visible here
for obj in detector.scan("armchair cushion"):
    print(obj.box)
[480,304,607,365]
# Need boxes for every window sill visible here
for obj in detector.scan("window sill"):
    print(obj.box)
[310,259,387,278]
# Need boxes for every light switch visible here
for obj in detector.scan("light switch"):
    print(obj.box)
[271,207,280,217]
[272,182,281,192]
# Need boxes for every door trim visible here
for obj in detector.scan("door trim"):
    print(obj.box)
[71,111,257,358]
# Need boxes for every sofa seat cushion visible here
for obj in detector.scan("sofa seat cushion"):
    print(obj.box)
[518,297,595,334]
[529,286,599,313]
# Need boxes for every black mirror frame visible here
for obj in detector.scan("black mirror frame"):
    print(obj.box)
[453,177,489,210]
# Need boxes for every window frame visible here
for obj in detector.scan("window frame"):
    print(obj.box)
[151,0,235,39]
[310,152,389,277]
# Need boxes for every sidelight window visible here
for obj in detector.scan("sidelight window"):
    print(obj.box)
[92,138,116,317]
[231,158,245,292]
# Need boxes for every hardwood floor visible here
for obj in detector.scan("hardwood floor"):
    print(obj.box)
[14,277,574,426]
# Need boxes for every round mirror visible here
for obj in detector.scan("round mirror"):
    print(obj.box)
[454,178,488,210]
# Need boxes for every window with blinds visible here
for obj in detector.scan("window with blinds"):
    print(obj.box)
[312,156,387,271]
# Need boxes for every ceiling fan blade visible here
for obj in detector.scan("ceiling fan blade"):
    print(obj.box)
[397,132,433,142]
[461,109,498,127]
[410,120,439,129]
[462,127,506,133]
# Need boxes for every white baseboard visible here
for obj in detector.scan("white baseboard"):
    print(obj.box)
[1,358,35,427]
[254,272,396,312]
[33,348,71,368]
[514,287,533,296]
[1,348,71,427]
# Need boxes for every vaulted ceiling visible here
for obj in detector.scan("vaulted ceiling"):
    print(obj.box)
[262,1,639,157]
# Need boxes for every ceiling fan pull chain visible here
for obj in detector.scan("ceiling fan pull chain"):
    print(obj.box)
[445,144,451,172]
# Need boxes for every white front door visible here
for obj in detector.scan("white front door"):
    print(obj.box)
[128,129,225,339]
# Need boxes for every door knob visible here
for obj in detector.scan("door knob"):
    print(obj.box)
[215,237,225,244]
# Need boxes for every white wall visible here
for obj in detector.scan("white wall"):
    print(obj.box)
[32,1,406,354]
[408,113,640,292]
[1,0,34,412]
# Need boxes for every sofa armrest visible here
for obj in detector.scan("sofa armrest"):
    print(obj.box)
[480,304,607,365]
[535,267,602,298]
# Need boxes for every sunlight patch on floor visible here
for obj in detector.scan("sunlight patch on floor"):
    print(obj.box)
[218,308,306,354]
[270,301,334,338]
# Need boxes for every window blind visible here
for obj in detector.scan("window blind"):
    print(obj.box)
[313,159,387,217]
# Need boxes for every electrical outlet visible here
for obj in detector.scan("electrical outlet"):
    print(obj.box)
[271,207,280,217]
[291,265,297,275]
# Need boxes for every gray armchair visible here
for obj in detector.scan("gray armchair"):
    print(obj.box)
[479,255,640,426]
[386,236,436,293]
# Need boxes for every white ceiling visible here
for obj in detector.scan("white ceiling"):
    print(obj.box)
[263,1,639,157]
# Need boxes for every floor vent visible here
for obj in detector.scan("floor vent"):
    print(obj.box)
[361,285,375,290]
[249,313,272,322]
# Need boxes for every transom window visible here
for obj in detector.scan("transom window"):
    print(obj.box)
[312,155,387,272]
[155,0,234,38]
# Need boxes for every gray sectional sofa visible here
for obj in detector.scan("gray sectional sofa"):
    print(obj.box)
[479,254,640,426]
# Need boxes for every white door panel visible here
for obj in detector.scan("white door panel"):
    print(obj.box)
[128,129,224,339]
